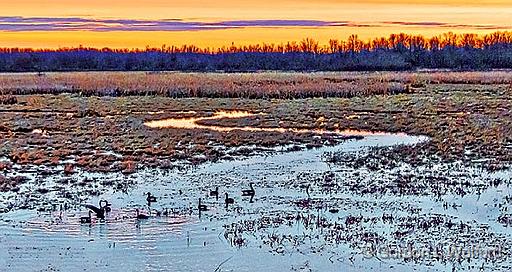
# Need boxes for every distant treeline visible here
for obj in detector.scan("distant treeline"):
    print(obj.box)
[1,31,512,72]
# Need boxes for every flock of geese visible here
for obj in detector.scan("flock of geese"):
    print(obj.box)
[80,183,256,224]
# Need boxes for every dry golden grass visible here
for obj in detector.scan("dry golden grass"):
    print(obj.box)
[377,70,512,85]
[0,71,510,99]
[0,72,408,99]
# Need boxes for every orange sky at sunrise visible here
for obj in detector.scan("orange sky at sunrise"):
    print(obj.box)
[0,0,511,48]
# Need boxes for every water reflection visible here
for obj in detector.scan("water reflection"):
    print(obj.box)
[3,131,511,271]
[144,110,403,136]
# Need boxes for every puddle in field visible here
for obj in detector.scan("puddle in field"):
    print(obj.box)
[144,110,403,136]
[1,132,512,271]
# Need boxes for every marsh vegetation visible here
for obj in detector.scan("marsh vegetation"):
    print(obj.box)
[0,71,511,271]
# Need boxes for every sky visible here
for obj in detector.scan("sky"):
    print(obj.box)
[0,0,511,48]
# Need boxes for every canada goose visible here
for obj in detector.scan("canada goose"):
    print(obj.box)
[242,183,255,196]
[146,192,157,205]
[99,200,112,213]
[80,211,92,224]
[198,198,207,212]
[225,193,234,208]
[328,208,339,214]
[210,187,219,200]
[136,209,149,220]
[84,204,106,219]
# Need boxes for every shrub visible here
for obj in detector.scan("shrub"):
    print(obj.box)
[0,95,17,105]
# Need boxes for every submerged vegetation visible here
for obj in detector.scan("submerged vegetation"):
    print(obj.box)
[1,31,512,72]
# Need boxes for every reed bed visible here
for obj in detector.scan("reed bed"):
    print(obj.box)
[0,71,510,99]
[373,70,512,85]
[0,72,408,99]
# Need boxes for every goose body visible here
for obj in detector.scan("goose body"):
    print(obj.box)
[146,192,157,205]
[225,193,234,208]
[210,187,219,200]
[328,208,339,214]
[198,198,207,212]
[80,211,92,224]
[242,183,255,196]
[85,204,106,219]
[136,209,149,220]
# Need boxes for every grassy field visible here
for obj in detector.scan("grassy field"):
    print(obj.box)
[1,71,511,100]
[0,72,409,99]
[0,71,511,190]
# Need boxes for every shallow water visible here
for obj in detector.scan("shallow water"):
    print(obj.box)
[144,110,405,136]
[1,130,511,272]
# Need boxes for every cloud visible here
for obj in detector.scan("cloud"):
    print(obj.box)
[0,17,212,32]
[382,21,448,26]
[0,16,509,32]
[380,21,511,29]
[214,20,345,27]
